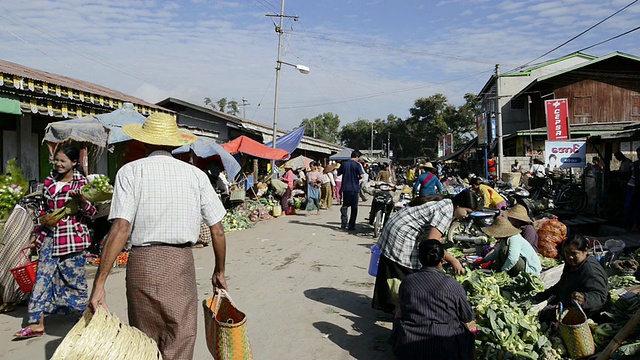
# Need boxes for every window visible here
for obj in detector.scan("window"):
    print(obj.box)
[574,96,592,116]
[632,94,640,116]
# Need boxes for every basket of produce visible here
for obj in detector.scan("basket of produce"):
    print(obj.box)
[51,306,162,360]
[82,175,114,203]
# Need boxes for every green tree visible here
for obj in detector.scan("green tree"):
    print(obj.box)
[405,94,452,158]
[300,112,341,142]
[203,97,240,115]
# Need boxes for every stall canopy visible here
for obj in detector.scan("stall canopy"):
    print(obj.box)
[222,136,289,160]
[264,125,306,155]
[43,118,109,147]
[329,148,353,161]
[283,155,313,170]
[440,137,478,162]
[94,102,146,144]
[172,137,242,180]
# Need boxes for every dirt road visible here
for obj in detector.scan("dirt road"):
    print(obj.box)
[0,201,394,359]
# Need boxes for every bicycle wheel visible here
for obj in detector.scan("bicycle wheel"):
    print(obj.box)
[557,186,588,212]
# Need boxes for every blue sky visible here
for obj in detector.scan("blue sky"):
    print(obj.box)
[0,0,638,132]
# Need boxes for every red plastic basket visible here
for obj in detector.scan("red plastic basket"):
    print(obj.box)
[9,247,38,293]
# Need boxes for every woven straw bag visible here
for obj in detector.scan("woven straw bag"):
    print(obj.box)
[203,289,253,359]
[51,307,162,360]
[558,301,595,359]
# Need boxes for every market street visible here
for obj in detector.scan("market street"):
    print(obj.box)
[0,200,394,360]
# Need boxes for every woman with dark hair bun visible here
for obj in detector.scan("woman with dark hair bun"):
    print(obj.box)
[372,190,478,314]
[390,240,475,359]
[14,143,96,339]
[535,235,610,323]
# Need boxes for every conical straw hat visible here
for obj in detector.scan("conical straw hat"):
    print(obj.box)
[506,204,533,224]
[123,112,197,147]
[481,216,521,238]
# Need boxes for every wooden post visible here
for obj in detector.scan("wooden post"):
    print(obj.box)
[596,307,640,360]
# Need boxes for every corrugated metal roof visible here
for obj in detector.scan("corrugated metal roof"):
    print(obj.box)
[0,58,166,111]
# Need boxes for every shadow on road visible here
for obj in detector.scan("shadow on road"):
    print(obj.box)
[288,220,342,231]
[305,287,392,359]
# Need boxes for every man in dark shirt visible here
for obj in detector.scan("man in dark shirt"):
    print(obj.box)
[338,150,365,232]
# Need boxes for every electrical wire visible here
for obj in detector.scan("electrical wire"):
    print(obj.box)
[518,0,639,69]
[576,26,640,52]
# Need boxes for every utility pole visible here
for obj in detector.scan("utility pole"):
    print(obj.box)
[313,122,316,138]
[495,64,504,178]
[387,131,390,157]
[240,97,250,119]
[370,122,374,157]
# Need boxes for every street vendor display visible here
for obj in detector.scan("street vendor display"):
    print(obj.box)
[14,144,96,340]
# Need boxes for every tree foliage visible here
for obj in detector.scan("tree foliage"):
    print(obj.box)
[300,112,341,142]
[337,93,479,160]
[204,97,240,115]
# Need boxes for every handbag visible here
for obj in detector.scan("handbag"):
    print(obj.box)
[558,300,595,359]
[591,239,606,268]
[203,289,253,360]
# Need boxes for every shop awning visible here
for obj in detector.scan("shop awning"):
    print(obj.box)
[221,135,289,160]
[0,94,22,115]
[329,148,353,161]
[172,136,242,180]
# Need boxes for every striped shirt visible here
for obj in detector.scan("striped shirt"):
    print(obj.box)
[109,151,226,247]
[392,267,475,359]
[377,199,454,269]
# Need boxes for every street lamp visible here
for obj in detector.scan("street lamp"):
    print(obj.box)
[271,1,309,174]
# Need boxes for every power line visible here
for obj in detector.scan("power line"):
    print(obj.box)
[576,25,640,52]
[518,0,638,68]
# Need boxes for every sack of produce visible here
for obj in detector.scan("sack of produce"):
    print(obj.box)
[82,175,114,203]
[537,219,567,245]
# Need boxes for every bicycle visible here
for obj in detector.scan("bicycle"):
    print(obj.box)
[530,174,587,213]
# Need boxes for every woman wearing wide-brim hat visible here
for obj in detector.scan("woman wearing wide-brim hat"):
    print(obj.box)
[477,217,541,277]
[506,204,539,252]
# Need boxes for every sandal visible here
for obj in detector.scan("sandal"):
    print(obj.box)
[0,303,16,313]
[14,327,44,340]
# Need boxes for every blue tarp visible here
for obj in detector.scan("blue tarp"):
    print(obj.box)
[264,125,306,156]
[94,102,146,144]
[172,137,242,180]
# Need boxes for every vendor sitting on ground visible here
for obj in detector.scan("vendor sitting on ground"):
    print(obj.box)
[477,217,541,276]
[535,236,610,323]
[506,204,539,252]
[390,240,475,360]
[470,177,507,215]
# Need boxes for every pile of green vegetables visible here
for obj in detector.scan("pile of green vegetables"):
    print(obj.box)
[221,198,280,232]
[455,269,562,359]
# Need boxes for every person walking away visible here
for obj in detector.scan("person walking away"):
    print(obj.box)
[305,162,322,215]
[14,144,96,339]
[527,158,546,189]
[406,165,416,186]
[506,204,538,252]
[376,163,392,183]
[338,150,365,232]
[87,113,228,360]
[412,162,443,197]
[333,166,342,205]
[372,191,478,313]
[487,152,497,180]
[471,177,507,215]
[625,147,640,230]
[280,164,295,190]
[476,217,541,277]
[390,240,475,360]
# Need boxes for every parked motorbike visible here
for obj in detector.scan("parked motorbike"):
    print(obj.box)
[369,182,397,238]
[446,207,501,253]
[494,181,554,220]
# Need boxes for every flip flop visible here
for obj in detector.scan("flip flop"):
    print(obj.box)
[14,327,44,340]
[0,303,15,313]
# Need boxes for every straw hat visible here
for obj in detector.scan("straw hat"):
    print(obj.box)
[284,163,292,169]
[506,204,532,224]
[481,216,521,238]
[420,162,434,170]
[123,112,197,147]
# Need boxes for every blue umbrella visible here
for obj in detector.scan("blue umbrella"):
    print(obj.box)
[173,137,241,180]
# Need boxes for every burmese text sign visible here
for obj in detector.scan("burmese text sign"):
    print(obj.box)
[544,141,586,169]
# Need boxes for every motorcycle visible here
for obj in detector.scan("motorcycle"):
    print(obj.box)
[495,181,554,220]
[446,207,501,253]
[368,182,397,238]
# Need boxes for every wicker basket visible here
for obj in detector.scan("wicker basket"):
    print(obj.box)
[51,307,162,360]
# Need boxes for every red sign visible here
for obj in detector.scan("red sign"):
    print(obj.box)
[545,98,569,140]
